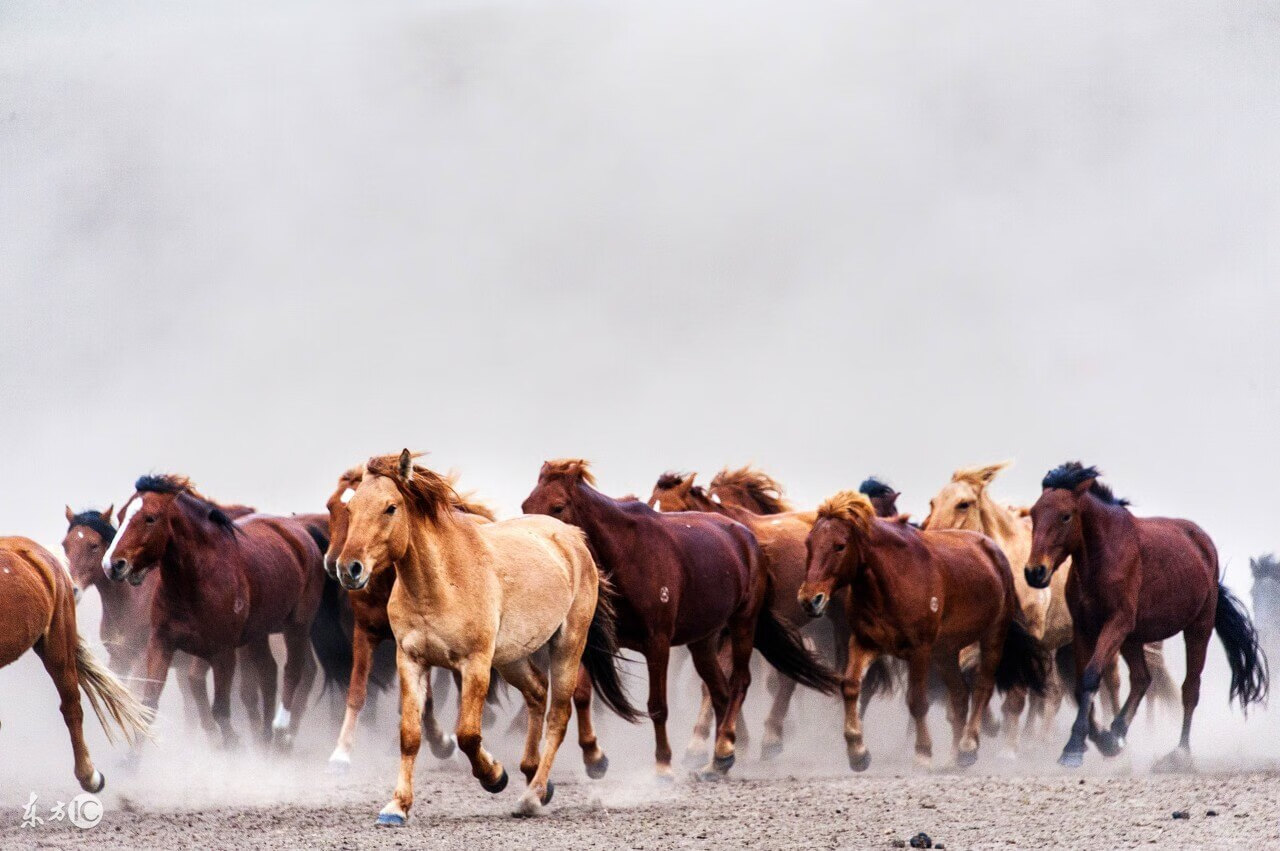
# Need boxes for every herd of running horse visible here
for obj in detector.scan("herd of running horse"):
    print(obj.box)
[0,453,1271,824]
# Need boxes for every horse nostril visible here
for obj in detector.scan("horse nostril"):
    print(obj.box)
[349,561,364,579]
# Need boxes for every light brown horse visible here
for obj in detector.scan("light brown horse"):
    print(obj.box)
[799,491,1047,769]
[0,537,152,791]
[649,469,838,762]
[1026,463,1268,769]
[321,466,497,772]
[104,475,325,749]
[336,451,641,823]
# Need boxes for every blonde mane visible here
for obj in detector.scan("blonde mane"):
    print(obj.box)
[816,490,877,529]
[539,458,597,486]
[365,453,460,523]
[710,465,793,514]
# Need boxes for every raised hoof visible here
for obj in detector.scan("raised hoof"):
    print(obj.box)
[327,757,351,775]
[848,749,871,772]
[761,740,784,762]
[82,770,105,793]
[541,781,555,805]
[955,749,978,769]
[585,754,609,780]
[1058,750,1085,768]
[376,812,406,827]
[482,768,509,794]
[712,752,735,773]
[430,734,457,760]
[1093,729,1125,758]
[682,748,709,769]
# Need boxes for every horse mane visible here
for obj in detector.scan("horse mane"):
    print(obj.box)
[365,454,459,523]
[68,509,116,544]
[539,458,597,487]
[441,472,497,521]
[858,477,895,499]
[134,474,244,533]
[950,461,1011,489]
[710,466,793,514]
[655,471,687,490]
[817,490,877,529]
[1041,462,1130,507]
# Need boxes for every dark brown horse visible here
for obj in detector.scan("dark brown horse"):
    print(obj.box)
[649,469,840,762]
[798,491,1046,769]
[0,537,151,791]
[103,475,326,749]
[1026,463,1268,768]
[320,466,496,772]
[858,477,903,519]
[523,460,839,779]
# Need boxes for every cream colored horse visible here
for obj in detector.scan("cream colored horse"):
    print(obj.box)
[924,462,1175,750]
[335,451,640,823]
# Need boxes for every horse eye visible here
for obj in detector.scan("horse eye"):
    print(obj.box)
[1061,513,1072,523]
[144,516,156,524]
[833,543,845,552]
[385,504,397,516]
[550,504,566,515]
[956,502,971,511]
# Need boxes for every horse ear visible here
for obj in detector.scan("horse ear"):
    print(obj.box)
[398,449,414,482]
[65,505,76,524]
[1071,478,1095,496]
[977,461,1012,488]
[101,505,115,525]
[678,472,697,493]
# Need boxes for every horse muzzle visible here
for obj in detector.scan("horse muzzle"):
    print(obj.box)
[1024,563,1053,590]
[104,558,131,583]
[801,592,828,618]
[337,559,372,592]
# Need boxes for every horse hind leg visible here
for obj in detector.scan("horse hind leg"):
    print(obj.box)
[275,625,316,750]
[685,634,735,779]
[516,625,587,816]
[495,658,549,787]
[242,640,277,747]
[1153,622,1211,773]
[35,625,102,792]
[420,666,457,760]
[761,668,797,761]
[180,654,218,736]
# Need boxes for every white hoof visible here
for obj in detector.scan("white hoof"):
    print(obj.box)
[327,753,351,775]
[914,753,932,770]
[377,802,408,826]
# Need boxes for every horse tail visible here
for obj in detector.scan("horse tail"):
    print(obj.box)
[75,635,154,746]
[1214,583,1269,710]
[1142,642,1182,713]
[310,577,354,694]
[995,616,1050,695]
[580,571,645,722]
[860,656,899,701]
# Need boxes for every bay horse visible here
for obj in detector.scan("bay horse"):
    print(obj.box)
[0,537,152,791]
[648,469,842,763]
[321,465,498,772]
[799,490,1047,769]
[336,451,641,823]
[858,477,902,519]
[103,475,326,749]
[1025,462,1268,768]
[524,460,839,780]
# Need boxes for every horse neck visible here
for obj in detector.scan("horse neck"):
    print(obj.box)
[845,522,903,613]
[1073,495,1135,584]
[570,482,637,570]
[976,492,1028,559]
[684,490,726,515]
[157,501,237,596]
[395,512,475,607]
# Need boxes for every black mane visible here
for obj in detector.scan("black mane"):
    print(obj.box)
[135,473,239,534]
[1041,462,1130,507]
[68,510,116,544]
[655,471,688,490]
[858,477,896,499]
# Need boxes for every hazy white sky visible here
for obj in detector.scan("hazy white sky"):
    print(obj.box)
[2,0,1278,588]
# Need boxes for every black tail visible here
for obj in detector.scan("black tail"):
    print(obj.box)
[860,655,900,702]
[1215,583,1269,710]
[995,618,1050,695]
[754,606,841,695]
[310,577,355,694]
[580,574,645,722]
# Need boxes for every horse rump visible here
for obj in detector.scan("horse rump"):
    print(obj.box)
[1215,583,1269,710]
[754,606,841,695]
[580,574,645,722]
[994,617,1050,695]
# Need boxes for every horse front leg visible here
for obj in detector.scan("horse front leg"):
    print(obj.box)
[329,626,374,772]
[454,655,507,794]
[131,637,175,762]
[378,649,430,826]
[209,648,241,750]
[275,624,315,749]
[1060,617,1126,766]
[841,641,876,771]
[685,634,732,779]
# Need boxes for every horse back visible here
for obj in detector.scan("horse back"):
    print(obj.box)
[0,538,70,667]
[1131,516,1218,639]
[233,515,326,640]
[656,512,758,645]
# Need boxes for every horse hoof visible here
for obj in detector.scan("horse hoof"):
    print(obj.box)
[761,740,784,762]
[482,768,509,794]
[1058,750,1085,768]
[585,754,609,780]
[541,781,555,806]
[83,770,105,793]
[682,749,709,769]
[653,769,676,785]
[376,812,406,827]
[1093,730,1125,758]
[327,757,351,775]
[712,752,735,773]
[956,749,978,769]
[694,766,725,783]
[1152,748,1194,774]
[848,750,871,772]
[430,735,457,760]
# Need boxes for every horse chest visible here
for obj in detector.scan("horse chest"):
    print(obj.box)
[397,626,454,668]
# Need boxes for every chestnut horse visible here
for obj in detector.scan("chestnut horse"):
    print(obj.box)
[103,475,326,749]
[336,451,641,823]
[524,460,839,779]
[799,491,1047,769]
[321,465,497,772]
[648,469,842,763]
[0,537,151,791]
[1026,463,1268,769]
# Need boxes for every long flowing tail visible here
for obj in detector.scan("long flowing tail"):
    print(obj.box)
[75,636,154,746]
[995,617,1050,695]
[1215,583,1269,710]
[580,573,645,722]
[754,604,842,695]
